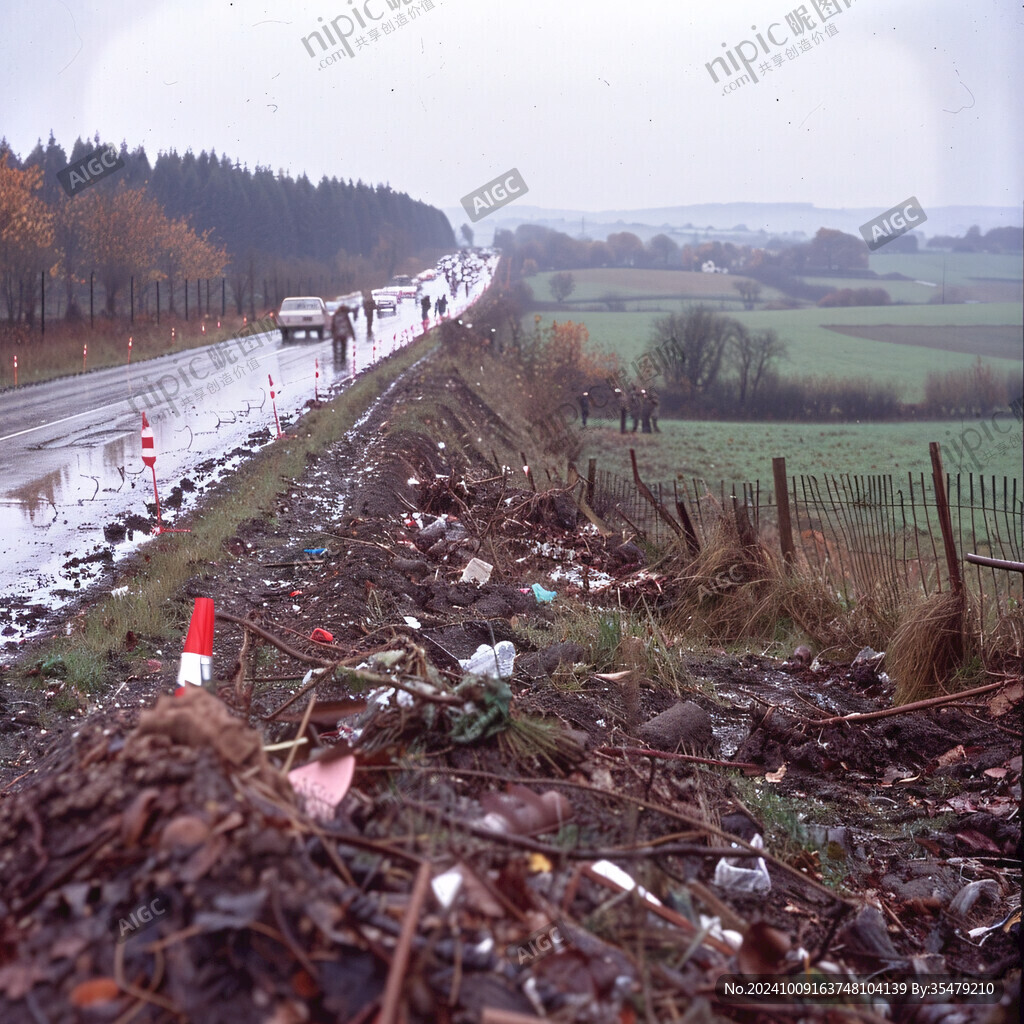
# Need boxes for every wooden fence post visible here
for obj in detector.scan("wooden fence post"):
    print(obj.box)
[929,442,963,596]
[587,457,596,507]
[773,457,795,568]
[629,449,683,539]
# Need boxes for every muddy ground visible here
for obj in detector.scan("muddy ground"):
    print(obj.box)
[0,344,1020,1022]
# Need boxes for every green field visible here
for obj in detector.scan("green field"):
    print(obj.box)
[578,417,1024,487]
[526,301,1022,403]
[529,267,782,306]
[869,251,1023,286]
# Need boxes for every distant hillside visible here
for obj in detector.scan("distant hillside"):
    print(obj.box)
[448,201,1021,246]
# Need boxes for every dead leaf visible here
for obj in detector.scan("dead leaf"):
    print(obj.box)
[120,786,162,847]
[984,767,1008,779]
[480,786,573,837]
[0,963,46,1000]
[146,658,162,673]
[988,682,1023,717]
[936,744,967,767]
[764,764,787,783]
[940,795,978,814]
[161,815,211,853]
[456,863,505,918]
[737,921,792,975]
[71,977,120,1007]
[956,829,1001,853]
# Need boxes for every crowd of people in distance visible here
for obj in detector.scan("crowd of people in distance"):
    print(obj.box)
[579,382,660,434]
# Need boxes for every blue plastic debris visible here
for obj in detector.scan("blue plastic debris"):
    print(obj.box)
[303,548,328,556]
[531,583,557,603]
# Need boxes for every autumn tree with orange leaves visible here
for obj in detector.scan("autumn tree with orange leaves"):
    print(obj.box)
[0,156,54,324]
[79,184,226,316]
[524,317,618,410]
[157,215,229,315]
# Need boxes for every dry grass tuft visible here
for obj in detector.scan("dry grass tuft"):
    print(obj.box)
[888,589,970,705]
[660,515,869,653]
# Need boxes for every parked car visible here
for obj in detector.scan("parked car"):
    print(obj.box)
[277,296,330,343]
[386,275,419,301]
[416,269,437,282]
[372,292,398,316]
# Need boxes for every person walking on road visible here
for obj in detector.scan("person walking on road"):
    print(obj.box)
[579,391,590,428]
[420,295,431,321]
[649,386,661,432]
[437,294,448,318]
[615,388,628,433]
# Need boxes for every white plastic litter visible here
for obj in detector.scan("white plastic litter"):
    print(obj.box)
[459,641,515,679]
[431,867,463,909]
[713,833,772,894]
[460,557,493,585]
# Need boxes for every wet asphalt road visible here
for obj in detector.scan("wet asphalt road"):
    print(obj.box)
[0,266,491,651]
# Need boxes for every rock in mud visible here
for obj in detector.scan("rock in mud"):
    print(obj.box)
[517,642,586,680]
[637,700,713,753]
[839,905,902,962]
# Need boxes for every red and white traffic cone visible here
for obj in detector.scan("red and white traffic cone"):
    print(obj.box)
[175,597,215,694]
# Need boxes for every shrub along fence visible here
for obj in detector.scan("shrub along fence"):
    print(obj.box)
[583,452,1023,627]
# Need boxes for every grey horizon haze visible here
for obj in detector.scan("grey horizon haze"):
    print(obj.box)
[0,0,1020,225]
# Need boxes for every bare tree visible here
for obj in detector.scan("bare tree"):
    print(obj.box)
[732,326,787,402]
[732,277,762,310]
[651,305,740,391]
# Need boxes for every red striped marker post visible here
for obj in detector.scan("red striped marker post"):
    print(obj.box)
[141,412,190,536]
[12,355,17,387]
[268,374,283,438]
[314,358,320,402]
[175,596,215,694]
[141,412,162,535]
[82,344,87,373]
[127,337,132,365]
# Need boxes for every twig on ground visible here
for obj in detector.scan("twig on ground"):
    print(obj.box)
[809,679,1007,726]
[595,746,760,771]
[377,861,432,1024]
[215,610,333,666]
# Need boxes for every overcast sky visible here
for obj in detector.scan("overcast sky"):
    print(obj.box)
[2,0,1022,217]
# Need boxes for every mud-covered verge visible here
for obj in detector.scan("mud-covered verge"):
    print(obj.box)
[0,343,1020,1022]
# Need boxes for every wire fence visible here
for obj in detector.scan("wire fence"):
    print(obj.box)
[589,463,1023,620]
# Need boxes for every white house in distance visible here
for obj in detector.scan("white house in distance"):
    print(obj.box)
[701,260,730,273]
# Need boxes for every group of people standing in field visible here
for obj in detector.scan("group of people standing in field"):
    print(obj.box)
[578,383,660,434]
